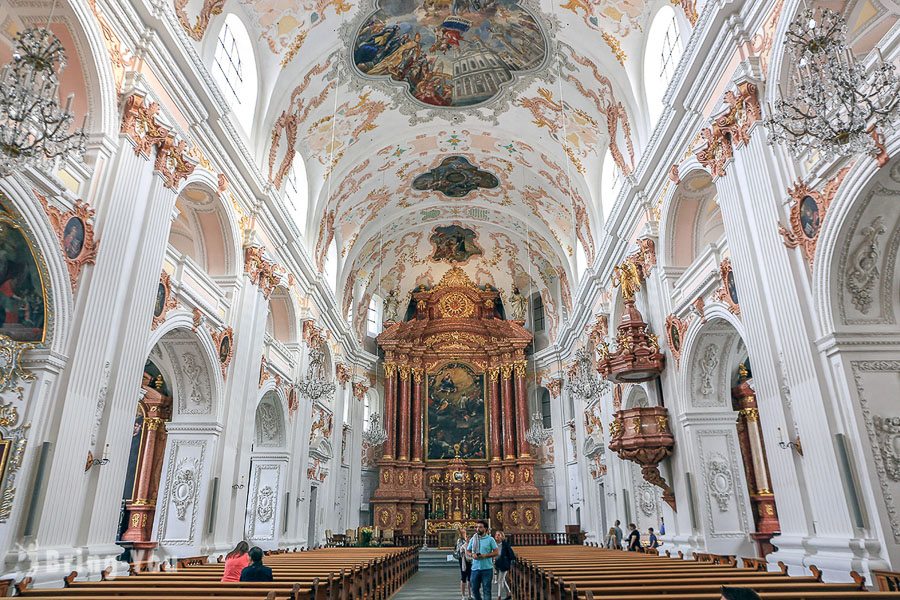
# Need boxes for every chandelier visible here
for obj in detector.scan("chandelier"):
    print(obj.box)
[524,411,552,446]
[765,6,900,160]
[566,347,607,400]
[296,347,335,401]
[0,27,87,176]
[362,411,388,447]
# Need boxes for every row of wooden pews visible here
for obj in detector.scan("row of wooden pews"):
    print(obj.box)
[511,545,900,600]
[11,546,418,600]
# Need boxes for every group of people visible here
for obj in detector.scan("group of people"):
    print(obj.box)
[454,521,515,600]
[603,520,660,552]
[221,542,274,582]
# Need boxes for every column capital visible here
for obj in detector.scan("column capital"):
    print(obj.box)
[383,362,397,378]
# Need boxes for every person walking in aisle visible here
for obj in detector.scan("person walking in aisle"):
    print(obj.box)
[454,526,474,600]
[221,541,250,582]
[604,527,618,549]
[494,531,516,600]
[467,519,499,600]
[648,527,659,550]
[613,520,623,550]
[626,523,641,552]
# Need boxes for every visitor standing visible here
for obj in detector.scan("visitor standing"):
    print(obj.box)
[467,519,499,600]
[603,527,617,549]
[626,523,641,552]
[239,547,274,582]
[454,526,473,600]
[493,531,516,600]
[221,541,250,582]
[613,520,623,550]
[648,527,659,549]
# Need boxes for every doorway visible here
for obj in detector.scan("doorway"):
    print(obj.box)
[307,485,319,546]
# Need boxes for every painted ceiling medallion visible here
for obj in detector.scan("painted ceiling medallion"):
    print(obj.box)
[413,156,499,198]
[347,0,554,118]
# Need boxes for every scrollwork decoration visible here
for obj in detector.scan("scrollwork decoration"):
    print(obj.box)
[172,457,199,520]
[256,485,275,522]
[846,216,886,314]
[874,416,900,481]
[706,453,733,511]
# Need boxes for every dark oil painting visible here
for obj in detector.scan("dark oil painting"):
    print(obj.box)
[63,216,85,259]
[0,220,45,342]
[427,362,487,460]
[413,156,499,198]
[430,224,483,263]
[799,195,820,239]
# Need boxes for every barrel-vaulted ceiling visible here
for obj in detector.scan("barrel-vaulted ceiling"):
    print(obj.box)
[207,0,659,340]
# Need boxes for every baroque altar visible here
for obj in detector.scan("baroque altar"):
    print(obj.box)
[371,267,542,535]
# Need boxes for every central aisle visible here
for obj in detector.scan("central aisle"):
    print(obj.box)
[391,568,461,597]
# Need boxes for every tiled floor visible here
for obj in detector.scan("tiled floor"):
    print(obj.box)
[391,567,466,598]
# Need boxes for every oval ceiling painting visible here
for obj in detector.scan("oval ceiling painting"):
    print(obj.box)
[353,0,549,108]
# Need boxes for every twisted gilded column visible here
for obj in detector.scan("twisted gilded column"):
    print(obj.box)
[383,362,397,459]
[488,367,502,461]
[500,363,515,459]
[398,365,411,461]
[412,368,424,462]
[514,360,529,457]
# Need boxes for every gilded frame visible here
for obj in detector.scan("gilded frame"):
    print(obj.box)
[37,193,99,293]
[424,360,490,463]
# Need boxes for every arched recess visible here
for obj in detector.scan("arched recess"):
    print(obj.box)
[660,169,723,271]
[675,312,756,558]
[125,324,223,555]
[812,157,900,570]
[168,180,242,278]
[624,385,650,409]
[267,286,298,345]
[245,388,290,549]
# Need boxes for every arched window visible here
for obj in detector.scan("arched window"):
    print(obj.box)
[343,391,351,425]
[367,296,381,336]
[285,153,309,235]
[600,149,623,220]
[531,292,544,332]
[644,5,683,125]
[212,14,258,134]
[363,393,372,430]
[540,388,552,428]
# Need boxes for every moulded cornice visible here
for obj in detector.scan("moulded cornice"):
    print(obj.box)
[21,349,69,374]
[164,422,224,434]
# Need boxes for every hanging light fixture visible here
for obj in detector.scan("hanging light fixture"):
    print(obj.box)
[296,347,336,401]
[524,410,551,446]
[765,6,900,160]
[362,411,388,447]
[566,347,607,400]
[0,25,87,176]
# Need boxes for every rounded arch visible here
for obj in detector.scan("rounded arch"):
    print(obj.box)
[145,319,225,422]
[0,178,75,353]
[168,176,242,278]
[255,389,288,450]
[624,385,650,409]
[813,140,900,336]
[267,286,299,344]
[659,169,722,270]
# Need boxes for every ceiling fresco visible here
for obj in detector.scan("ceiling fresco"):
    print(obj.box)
[351,0,549,107]
[192,0,671,343]
[411,155,500,197]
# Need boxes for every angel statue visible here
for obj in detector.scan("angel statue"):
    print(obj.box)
[611,261,642,300]
[383,289,401,322]
[509,286,527,321]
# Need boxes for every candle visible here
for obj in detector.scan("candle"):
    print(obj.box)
[777,427,783,443]
[103,443,109,460]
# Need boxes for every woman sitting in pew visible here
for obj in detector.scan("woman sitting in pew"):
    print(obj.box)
[240,546,274,582]
[221,541,250,582]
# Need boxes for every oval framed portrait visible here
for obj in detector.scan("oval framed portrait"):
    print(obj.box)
[726,269,739,305]
[62,216,85,259]
[669,324,681,352]
[218,334,231,364]
[799,195,820,239]
[154,282,167,318]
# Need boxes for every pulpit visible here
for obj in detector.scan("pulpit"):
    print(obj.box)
[372,267,542,535]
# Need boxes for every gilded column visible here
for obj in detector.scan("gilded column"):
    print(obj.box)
[383,362,397,459]
[500,363,516,459]
[398,365,411,461]
[514,360,529,457]
[411,368,424,462]
[489,367,502,461]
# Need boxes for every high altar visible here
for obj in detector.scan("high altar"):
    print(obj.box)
[372,267,542,539]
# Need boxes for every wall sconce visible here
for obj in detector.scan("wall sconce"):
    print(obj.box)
[232,475,245,490]
[777,427,803,456]
[296,495,306,505]
[84,445,110,471]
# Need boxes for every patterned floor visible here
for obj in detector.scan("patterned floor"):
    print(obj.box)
[391,567,466,598]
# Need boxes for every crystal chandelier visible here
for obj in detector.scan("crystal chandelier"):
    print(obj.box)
[362,411,388,447]
[765,6,900,160]
[566,347,607,400]
[524,411,551,446]
[0,27,87,176]
[296,347,335,401]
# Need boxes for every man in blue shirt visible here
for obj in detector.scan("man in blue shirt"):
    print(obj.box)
[467,519,498,600]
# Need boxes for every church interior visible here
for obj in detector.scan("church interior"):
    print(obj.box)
[0,0,900,597]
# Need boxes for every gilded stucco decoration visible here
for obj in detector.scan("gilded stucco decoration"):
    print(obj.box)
[173,0,225,42]
[210,327,234,379]
[38,195,100,294]
[151,270,179,331]
[694,82,761,179]
[0,405,29,522]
